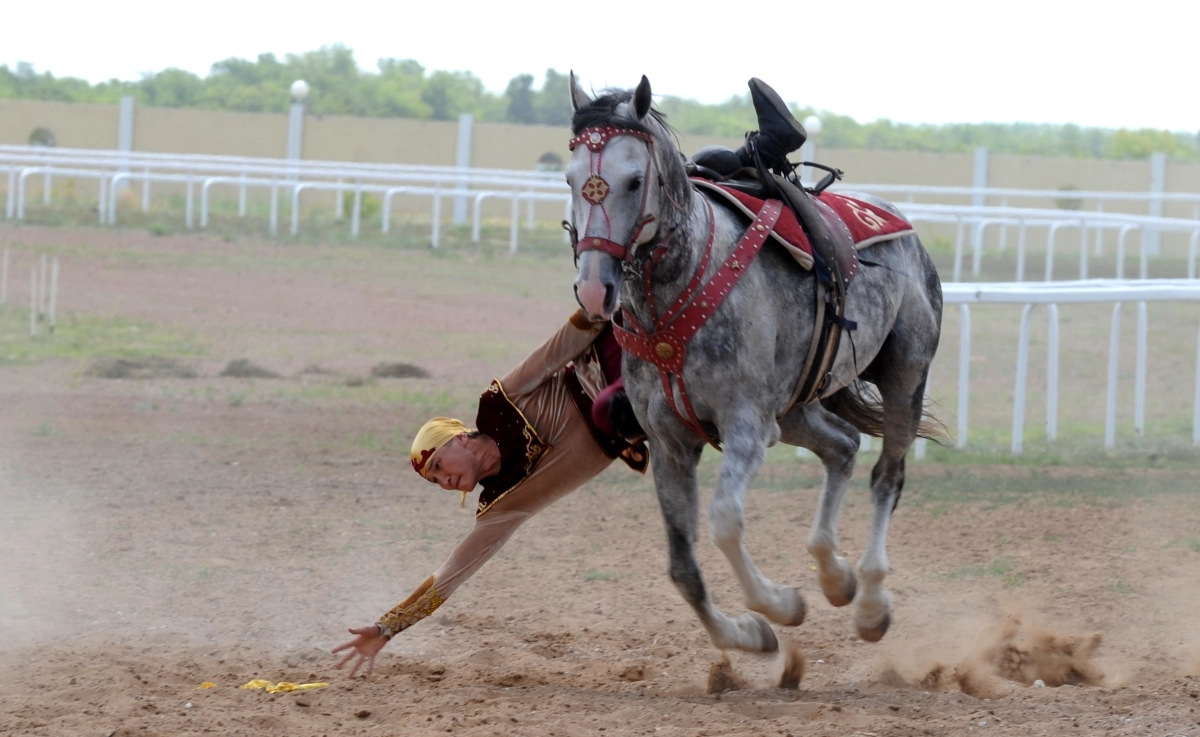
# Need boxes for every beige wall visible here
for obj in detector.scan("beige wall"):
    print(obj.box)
[0,100,119,149]
[136,107,289,158]
[305,115,458,165]
[2,100,1199,228]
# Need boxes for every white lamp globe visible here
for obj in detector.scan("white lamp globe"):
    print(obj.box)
[803,115,823,136]
[290,80,310,103]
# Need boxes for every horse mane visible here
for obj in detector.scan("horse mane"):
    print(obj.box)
[571,89,693,232]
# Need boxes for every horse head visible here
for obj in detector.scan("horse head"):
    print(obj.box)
[566,73,692,321]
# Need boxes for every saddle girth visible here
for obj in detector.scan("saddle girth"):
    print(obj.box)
[769,175,860,412]
[614,199,785,449]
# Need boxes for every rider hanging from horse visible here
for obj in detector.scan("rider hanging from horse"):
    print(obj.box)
[332,78,816,676]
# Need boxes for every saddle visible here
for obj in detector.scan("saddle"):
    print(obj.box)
[688,147,862,408]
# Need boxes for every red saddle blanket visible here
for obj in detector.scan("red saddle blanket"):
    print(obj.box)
[691,178,915,270]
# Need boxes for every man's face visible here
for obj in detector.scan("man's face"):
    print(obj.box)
[424,435,481,492]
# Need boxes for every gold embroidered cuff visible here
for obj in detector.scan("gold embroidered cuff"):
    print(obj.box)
[569,308,604,332]
[378,574,444,637]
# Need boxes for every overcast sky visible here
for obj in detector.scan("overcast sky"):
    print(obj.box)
[3,0,1196,131]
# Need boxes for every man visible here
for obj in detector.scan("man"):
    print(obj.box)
[333,310,647,677]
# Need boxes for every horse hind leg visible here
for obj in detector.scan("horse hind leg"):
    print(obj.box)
[854,369,930,642]
[708,413,808,628]
[654,441,779,653]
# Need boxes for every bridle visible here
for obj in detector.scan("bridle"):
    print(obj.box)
[565,124,673,265]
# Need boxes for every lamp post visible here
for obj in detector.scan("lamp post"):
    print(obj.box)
[801,115,822,186]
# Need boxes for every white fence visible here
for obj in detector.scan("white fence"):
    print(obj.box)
[4,145,1200,273]
[938,280,1200,455]
[0,145,567,251]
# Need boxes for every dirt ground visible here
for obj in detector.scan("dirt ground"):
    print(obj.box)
[2,224,1200,737]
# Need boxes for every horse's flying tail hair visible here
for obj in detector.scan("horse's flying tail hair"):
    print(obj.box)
[821,382,948,443]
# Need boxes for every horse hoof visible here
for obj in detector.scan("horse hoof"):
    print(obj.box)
[822,569,857,608]
[857,611,891,642]
[777,587,807,627]
[748,613,779,653]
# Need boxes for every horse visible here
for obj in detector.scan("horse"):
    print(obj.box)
[565,74,944,653]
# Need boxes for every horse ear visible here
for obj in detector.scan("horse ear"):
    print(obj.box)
[633,75,652,120]
[569,70,592,113]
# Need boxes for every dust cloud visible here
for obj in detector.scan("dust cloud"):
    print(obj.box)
[882,607,1107,698]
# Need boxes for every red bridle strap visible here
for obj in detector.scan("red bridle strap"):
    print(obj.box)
[614,199,785,447]
[568,126,656,263]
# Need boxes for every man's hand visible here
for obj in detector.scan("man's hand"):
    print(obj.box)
[332,625,389,678]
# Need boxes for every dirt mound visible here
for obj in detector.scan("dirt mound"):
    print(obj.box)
[219,359,281,379]
[85,356,198,380]
[370,362,430,379]
[887,612,1106,698]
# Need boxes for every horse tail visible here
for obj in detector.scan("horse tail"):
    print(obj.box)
[821,381,946,442]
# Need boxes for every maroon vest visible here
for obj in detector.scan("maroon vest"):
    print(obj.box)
[474,379,551,516]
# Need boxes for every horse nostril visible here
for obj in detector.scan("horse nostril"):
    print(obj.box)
[604,284,614,312]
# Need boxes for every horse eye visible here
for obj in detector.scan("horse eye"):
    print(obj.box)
[628,177,642,192]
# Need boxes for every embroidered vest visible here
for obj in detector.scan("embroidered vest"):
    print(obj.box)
[474,379,552,516]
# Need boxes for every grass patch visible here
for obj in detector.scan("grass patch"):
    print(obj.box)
[949,555,1015,580]
[0,308,203,366]
[583,569,619,582]
[1108,580,1135,594]
[1167,536,1200,552]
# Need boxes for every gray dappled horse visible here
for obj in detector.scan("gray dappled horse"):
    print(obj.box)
[566,75,943,652]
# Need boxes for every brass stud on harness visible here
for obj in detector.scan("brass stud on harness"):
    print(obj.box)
[655,342,675,360]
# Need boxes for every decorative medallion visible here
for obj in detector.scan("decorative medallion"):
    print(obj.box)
[581,175,610,204]
[589,131,603,144]
[655,342,675,360]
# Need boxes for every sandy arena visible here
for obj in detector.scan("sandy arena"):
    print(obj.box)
[2,224,1199,737]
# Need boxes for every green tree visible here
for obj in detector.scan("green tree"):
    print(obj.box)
[138,68,204,107]
[1,50,1196,163]
[505,73,536,124]
[536,69,573,126]
[421,70,485,120]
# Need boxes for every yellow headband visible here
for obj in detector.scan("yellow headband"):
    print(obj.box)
[410,417,469,478]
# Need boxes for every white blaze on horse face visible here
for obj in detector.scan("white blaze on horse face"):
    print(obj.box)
[568,133,657,319]
[574,250,613,319]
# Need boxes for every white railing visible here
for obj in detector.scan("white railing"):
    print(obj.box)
[3,146,1199,270]
[937,280,1200,455]
[898,204,1200,281]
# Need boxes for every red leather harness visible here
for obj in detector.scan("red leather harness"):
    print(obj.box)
[569,124,786,448]
[613,199,784,448]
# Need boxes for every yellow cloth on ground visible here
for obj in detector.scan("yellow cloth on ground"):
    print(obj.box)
[239,679,328,693]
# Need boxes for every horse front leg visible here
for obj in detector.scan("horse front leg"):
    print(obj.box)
[653,442,778,653]
[708,411,807,628]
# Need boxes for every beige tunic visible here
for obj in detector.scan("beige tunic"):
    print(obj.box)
[377,312,637,637]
